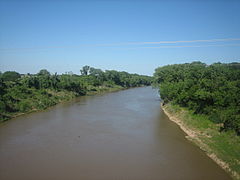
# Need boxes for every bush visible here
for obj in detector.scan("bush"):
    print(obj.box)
[18,100,31,112]
[0,101,6,112]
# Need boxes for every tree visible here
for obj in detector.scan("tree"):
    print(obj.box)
[2,71,21,82]
[154,62,240,135]
[37,69,51,76]
[0,66,152,122]
[80,65,90,76]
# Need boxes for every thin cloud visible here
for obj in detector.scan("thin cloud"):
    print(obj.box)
[88,38,240,46]
[128,38,240,45]
[128,43,240,49]
[1,38,240,51]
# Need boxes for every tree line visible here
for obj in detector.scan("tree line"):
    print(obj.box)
[154,62,240,135]
[0,66,152,122]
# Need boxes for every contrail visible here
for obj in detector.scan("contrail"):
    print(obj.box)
[1,38,240,51]
[128,38,240,45]
[128,43,240,49]
[87,38,240,46]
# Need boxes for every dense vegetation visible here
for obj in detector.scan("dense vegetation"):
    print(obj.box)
[0,66,152,122]
[154,62,240,135]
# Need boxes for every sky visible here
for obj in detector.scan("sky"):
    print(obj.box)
[0,0,240,76]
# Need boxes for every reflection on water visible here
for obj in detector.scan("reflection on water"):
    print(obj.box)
[0,87,230,180]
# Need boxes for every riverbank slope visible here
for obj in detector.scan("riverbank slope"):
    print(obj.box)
[162,103,240,180]
[0,85,124,123]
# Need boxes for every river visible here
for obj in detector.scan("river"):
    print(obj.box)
[0,87,230,180]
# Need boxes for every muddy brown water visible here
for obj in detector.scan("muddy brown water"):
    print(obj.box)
[0,87,231,180]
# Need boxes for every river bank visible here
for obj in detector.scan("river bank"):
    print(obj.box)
[0,85,125,123]
[162,103,240,180]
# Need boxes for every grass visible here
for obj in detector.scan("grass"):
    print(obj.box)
[163,103,240,180]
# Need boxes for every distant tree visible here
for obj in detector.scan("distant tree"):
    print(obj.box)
[37,69,51,76]
[0,78,6,95]
[0,66,152,122]
[51,73,60,89]
[105,70,121,85]
[89,67,103,77]
[80,65,90,76]
[2,71,21,82]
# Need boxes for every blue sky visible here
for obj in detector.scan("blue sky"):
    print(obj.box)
[0,0,240,75]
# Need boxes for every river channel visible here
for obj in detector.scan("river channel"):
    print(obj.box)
[0,87,230,180]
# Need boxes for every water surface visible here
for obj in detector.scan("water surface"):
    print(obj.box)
[0,87,230,180]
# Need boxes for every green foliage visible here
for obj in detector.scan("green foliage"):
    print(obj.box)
[18,100,31,112]
[1,71,21,82]
[0,66,152,122]
[154,62,240,135]
[80,65,90,76]
[37,69,51,76]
